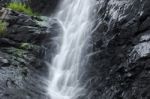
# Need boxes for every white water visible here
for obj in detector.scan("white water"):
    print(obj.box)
[47,0,95,99]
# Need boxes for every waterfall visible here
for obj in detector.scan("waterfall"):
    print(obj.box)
[47,0,95,99]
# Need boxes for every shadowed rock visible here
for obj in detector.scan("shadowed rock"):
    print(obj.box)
[85,0,150,99]
[0,7,62,99]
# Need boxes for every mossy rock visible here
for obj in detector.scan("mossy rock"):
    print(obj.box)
[0,20,7,37]
[20,43,32,50]
[1,47,27,58]
[20,43,39,50]
[6,2,37,16]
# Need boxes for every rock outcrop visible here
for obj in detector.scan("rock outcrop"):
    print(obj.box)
[29,0,60,15]
[0,7,61,99]
[86,0,150,99]
[0,0,60,15]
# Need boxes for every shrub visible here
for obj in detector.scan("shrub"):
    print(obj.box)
[7,2,35,16]
[0,20,7,36]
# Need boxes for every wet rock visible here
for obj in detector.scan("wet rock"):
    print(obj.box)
[0,7,61,99]
[0,0,59,15]
[0,56,9,66]
[29,0,60,15]
[86,0,150,99]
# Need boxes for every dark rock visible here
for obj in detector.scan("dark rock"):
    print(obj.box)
[85,0,150,99]
[0,38,19,47]
[0,0,59,15]
[29,0,60,15]
[0,7,62,99]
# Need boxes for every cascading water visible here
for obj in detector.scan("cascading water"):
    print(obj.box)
[47,0,95,99]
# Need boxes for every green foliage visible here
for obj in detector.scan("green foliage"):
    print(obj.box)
[7,2,35,16]
[0,20,7,37]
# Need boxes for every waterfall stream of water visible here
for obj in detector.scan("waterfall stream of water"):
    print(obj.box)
[47,0,95,99]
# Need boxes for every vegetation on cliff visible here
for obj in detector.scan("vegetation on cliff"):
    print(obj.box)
[6,2,35,16]
[0,20,7,37]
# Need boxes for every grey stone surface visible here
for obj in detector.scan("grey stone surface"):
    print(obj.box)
[85,0,150,99]
[0,8,61,99]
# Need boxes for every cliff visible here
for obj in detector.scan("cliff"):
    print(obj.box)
[0,0,150,99]
[87,0,150,99]
[0,7,61,99]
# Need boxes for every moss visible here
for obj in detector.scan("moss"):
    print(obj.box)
[20,43,39,51]
[0,47,29,67]
[20,43,31,50]
[2,47,27,58]
[6,2,36,16]
[0,20,7,37]
[12,48,25,57]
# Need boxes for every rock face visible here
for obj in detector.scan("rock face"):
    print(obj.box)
[29,0,60,15]
[0,0,60,15]
[0,7,62,99]
[1,0,150,99]
[86,0,150,99]
[0,0,10,6]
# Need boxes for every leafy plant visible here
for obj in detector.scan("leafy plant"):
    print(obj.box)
[7,2,35,16]
[0,20,7,37]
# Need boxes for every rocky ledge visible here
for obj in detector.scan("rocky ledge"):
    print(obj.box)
[0,7,61,99]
